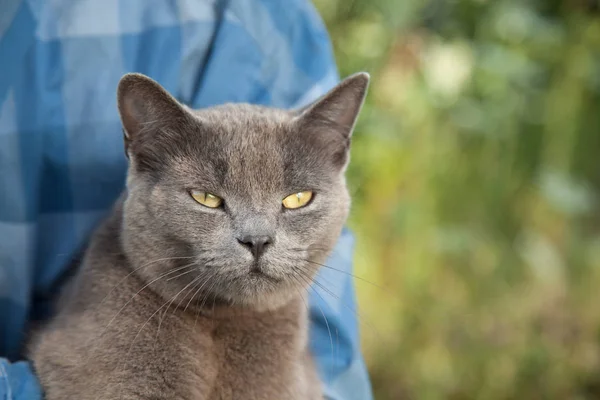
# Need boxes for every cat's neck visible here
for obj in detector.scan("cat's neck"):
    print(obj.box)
[184,295,311,360]
[193,294,307,322]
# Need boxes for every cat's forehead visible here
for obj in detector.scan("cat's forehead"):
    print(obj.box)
[168,104,306,193]
[190,103,294,165]
[192,103,293,134]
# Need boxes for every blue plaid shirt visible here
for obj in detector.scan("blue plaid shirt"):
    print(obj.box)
[0,0,372,399]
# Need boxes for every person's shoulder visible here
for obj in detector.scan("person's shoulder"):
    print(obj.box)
[226,0,329,39]
[249,0,325,25]
[27,0,219,41]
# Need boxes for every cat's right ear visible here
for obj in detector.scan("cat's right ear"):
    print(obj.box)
[117,73,189,159]
[295,73,370,168]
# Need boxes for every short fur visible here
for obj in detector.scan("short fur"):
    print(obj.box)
[28,72,369,399]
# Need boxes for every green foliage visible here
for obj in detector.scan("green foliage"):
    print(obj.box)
[313,0,600,398]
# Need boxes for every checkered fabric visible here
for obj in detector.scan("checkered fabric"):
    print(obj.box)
[0,0,372,399]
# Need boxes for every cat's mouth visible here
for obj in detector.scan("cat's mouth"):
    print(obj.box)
[248,261,282,283]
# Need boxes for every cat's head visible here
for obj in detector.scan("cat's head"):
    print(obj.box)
[117,72,368,311]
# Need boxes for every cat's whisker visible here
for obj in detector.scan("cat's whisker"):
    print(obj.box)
[193,282,220,330]
[199,277,220,312]
[170,271,208,317]
[293,274,342,389]
[87,261,199,354]
[289,247,339,256]
[113,273,206,398]
[209,285,218,330]
[193,277,215,328]
[152,306,170,353]
[182,272,213,314]
[290,275,310,313]
[155,268,206,348]
[124,273,205,361]
[193,295,204,329]
[290,246,331,251]
[292,271,335,370]
[95,255,196,312]
[294,265,384,340]
[190,274,222,329]
[300,257,393,296]
[289,273,329,378]
[164,265,199,282]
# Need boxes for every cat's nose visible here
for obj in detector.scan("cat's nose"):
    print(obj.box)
[237,235,273,259]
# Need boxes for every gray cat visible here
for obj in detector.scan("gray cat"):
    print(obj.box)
[28,71,369,399]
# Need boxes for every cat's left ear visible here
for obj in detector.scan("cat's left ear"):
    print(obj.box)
[296,73,369,165]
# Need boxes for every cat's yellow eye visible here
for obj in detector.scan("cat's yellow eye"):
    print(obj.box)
[282,191,313,209]
[190,190,223,208]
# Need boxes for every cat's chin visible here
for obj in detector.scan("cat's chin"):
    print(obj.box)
[242,291,298,312]
[196,292,298,315]
[204,276,307,313]
[232,290,298,313]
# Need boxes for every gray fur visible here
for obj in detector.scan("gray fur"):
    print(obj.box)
[28,72,369,399]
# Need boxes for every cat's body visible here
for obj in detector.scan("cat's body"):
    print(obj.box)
[29,73,368,399]
[31,203,319,400]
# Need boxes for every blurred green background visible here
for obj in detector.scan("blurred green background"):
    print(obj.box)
[312,0,600,398]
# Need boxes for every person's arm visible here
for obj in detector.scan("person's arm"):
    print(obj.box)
[1,3,46,399]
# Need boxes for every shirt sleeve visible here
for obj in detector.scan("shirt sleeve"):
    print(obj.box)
[0,359,42,400]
